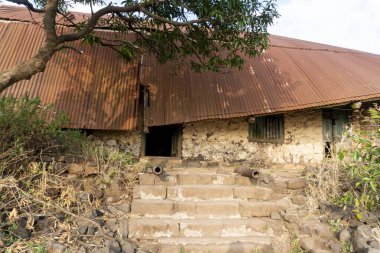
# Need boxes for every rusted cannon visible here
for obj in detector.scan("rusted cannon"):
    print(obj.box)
[152,166,164,175]
[234,166,260,179]
[145,164,164,175]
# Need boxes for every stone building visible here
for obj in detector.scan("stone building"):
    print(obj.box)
[2,5,380,165]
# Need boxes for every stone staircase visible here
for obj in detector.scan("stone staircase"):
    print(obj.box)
[128,167,306,253]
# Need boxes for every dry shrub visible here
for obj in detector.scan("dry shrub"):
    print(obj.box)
[306,158,342,213]
[0,97,142,252]
[307,105,380,217]
[0,154,143,252]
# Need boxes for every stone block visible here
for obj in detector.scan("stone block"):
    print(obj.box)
[177,174,214,185]
[287,178,307,190]
[155,174,178,185]
[220,219,270,237]
[235,176,253,186]
[157,245,185,253]
[270,178,289,193]
[291,195,308,205]
[131,200,174,216]
[128,219,179,239]
[173,202,197,218]
[240,202,278,217]
[313,223,335,240]
[196,202,240,219]
[233,186,273,200]
[167,186,234,201]
[212,174,236,185]
[276,198,293,210]
[138,174,155,185]
[179,221,223,237]
[299,236,319,252]
[133,185,167,200]
[270,211,282,220]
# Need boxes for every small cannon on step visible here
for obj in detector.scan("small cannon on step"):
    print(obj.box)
[234,166,260,179]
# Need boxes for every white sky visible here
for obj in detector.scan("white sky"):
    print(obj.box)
[269,0,380,54]
[3,0,380,54]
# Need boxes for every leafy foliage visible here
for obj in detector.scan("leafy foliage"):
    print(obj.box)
[81,140,135,168]
[0,95,79,176]
[75,0,278,71]
[336,105,380,218]
[0,0,279,93]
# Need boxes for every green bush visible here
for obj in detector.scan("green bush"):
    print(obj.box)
[336,105,380,218]
[0,95,79,175]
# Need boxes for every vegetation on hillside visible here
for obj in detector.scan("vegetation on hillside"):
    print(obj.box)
[0,96,141,252]
[307,104,380,219]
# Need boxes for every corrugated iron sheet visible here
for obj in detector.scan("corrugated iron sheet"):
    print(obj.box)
[141,35,380,126]
[4,5,380,129]
[0,21,140,130]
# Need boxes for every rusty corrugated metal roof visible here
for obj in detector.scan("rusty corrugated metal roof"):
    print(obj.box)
[141,36,380,126]
[4,5,380,129]
[0,4,90,25]
[0,21,140,130]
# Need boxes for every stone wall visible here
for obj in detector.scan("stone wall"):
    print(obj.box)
[92,130,142,158]
[182,110,324,164]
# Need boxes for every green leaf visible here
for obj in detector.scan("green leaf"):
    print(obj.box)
[369,181,377,191]
[353,151,360,161]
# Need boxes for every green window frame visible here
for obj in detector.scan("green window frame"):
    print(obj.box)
[249,115,284,143]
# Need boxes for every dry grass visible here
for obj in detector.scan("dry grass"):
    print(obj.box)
[305,158,342,213]
[0,143,144,252]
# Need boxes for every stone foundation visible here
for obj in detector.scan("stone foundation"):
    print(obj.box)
[182,110,324,164]
[92,130,142,158]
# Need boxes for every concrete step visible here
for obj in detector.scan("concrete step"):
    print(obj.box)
[138,171,307,193]
[128,218,278,239]
[131,199,289,218]
[133,185,274,201]
[157,236,273,253]
[139,172,254,186]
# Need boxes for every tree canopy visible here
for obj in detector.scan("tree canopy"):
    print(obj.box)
[0,0,279,93]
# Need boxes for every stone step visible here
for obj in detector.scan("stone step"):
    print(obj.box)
[128,218,279,239]
[157,236,273,253]
[133,185,274,201]
[139,172,254,186]
[131,199,290,218]
[138,171,307,193]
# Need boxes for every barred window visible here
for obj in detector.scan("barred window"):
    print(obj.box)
[249,115,284,143]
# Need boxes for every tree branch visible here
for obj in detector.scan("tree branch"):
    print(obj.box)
[57,45,84,54]
[57,4,148,43]
[139,6,207,26]
[6,0,44,13]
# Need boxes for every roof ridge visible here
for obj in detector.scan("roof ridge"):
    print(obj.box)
[269,44,378,56]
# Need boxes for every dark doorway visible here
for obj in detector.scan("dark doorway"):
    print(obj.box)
[323,107,352,157]
[145,125,181,157]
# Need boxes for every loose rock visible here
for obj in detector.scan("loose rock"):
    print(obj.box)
[46,240,66,253]
[339,229,351,243]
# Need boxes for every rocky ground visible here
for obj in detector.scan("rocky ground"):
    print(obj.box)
[1,160,379,253]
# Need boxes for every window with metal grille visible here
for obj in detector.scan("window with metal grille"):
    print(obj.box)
[249,115,284,143]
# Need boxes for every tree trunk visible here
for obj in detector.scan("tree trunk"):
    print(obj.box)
[0,0,59,94]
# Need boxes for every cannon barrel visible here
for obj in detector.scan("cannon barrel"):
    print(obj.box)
[152,166,164,175]
[234,166,260,179]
